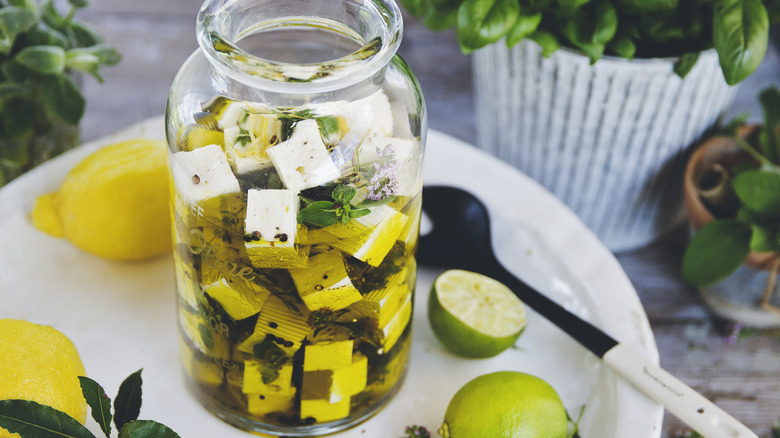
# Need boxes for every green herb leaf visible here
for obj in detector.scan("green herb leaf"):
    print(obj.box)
[8,0,37,11]
[713,0,770,85]
[682,219,752,287]
[16,45,66,75]
[749,224,779,252]
[297,200,338,227]
[0,7,37,54]
[506,11,542,47]
[592,2,618,44]
[559,0,591,11]
[65,44,121,82]
[424,6,459,31]
[758,85,780,164]
[69,19,104,47]
[456,0,519,53]
[0,399,95,438]
[732,169,780,217]
[401,0,430,17]
[79,376,113,438]
[41,0,65,30]
[20,27,71,49]
[114,369,143,432]
[41,73,85,124]
[607,34,636,59]
[674,52,700,78]
[261,365,280,384]
[349,208,371,219]
[613,0,678,12]
[332,184,356,204]
[2,97,34,140]
[355,195,396,208]
[68,0,90,8]
[118,420,181,438]
[529,29,560,57]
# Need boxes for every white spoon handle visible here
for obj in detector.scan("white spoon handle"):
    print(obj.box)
[603,344,757,438]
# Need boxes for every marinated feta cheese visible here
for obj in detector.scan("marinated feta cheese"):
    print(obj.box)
[244,189,307,269]
[266,119,339,191]
[352,267,411,329]
[243,361,295,395]
[303,340,353,371]
[300,398,350,423]
[170,144,241,205]
[328,206,409,266]
[246,392,296,417]
[288,250,362,311]
[381,292,412,352]
[238,295,311,356]
[203,278,270,321]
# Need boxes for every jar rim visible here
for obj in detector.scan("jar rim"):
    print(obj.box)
[196,0,403,94]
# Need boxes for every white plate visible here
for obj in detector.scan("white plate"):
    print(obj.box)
[0,117,663,437]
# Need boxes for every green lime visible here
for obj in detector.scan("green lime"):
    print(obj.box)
[438,371,568,438]
[428,269,527,358]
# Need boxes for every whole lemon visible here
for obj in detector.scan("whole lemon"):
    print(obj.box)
[439,371,568,438]
[0,319,87,436]
[31,139,171,261]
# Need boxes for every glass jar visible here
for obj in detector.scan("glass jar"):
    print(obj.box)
[164,0,426,435]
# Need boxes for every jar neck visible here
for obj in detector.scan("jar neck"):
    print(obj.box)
[196,0,402,95]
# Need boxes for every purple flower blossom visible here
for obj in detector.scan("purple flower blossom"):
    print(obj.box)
[365,144,398,200]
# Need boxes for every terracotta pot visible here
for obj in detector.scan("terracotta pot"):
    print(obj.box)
[682,124,779,271]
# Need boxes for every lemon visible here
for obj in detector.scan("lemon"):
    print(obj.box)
[31,139,171,261]
[428,270,527,358]
[439,371,568,438]
[0,319,87,436]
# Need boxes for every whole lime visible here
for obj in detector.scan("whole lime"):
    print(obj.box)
[428,270,527,358]
[439,371,568,438]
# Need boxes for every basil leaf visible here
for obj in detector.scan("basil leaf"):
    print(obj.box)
[674,52,700,78]
[682,219,752,287]
[592,2,617,44]
[607,34,636,59]
[528,29,560,57]
[118,420,181,438]
[401,0,429,17]
[8,0,37,11]
[297,200,338,227]
[68,0,90,8]
[20,27,71,49]
[41,0,65,30]
[66,44,121,82]
[349,208,371,219]
[425,6,459,31]
[15,45,66,74]
[1,60,32,84]
[431,0,465,12]
[613,0,678,12]
[559,0,590,11]
[713,0,769,85]
[561,13,604,63]
[732,169,780,217]
[758,85,780,164]
[456,0,519,53]
[70,19,104,47]
[0,399,95,438]
[114,369,143,431]
[2,97,34,140]
[506,11,542,47]
[41,73,85,124]
[750,224,779,252]
[79,376,113,438]
[0,7,37,54]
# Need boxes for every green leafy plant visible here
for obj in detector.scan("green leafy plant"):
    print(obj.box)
[297,183,395,228]
[0,369,181,437]
[682,86,780,309]
[402,0,779,85]
[0,0,120,184]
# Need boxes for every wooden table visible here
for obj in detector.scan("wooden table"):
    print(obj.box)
[77,2,780,436]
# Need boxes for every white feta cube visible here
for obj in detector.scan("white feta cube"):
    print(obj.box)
[266,119,339,191]
[170,144,240,204]
[245,189,299,248]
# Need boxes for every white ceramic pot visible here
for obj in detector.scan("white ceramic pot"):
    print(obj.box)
[473,40,738,252]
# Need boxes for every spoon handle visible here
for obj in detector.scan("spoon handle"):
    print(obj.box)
[603,344,758,438]
[489,262,757,438]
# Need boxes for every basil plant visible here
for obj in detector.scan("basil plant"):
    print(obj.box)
[0,0,120,184]
[402,0,780,85]
[682,86,780,288]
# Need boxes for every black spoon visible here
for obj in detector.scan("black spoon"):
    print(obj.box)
[418,185,756,438]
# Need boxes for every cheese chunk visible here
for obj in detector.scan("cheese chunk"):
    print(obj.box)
[289,250,362,311]
[203,278,270,321]
[266,119,339,191]
[246,392,295,417]
[329,206,408,267]
[170,144,240,205]
[238,295,311,355]
[301,354,367,403]
[381,292,412,352]
[243,361,294,395]
[244,189,308,268]
[300,398,350,423]
[303,340,354,371]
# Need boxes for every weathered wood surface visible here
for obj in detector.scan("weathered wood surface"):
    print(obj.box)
[77,2,780,436]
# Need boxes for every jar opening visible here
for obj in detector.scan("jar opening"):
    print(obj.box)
[197,0,402,93]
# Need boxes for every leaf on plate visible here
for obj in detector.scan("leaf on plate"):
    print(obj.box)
[114,369,143,431]
[0,399,95,438]
[682,219,752,287]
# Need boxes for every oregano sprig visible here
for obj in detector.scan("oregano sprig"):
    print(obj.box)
[0,369,181,438]
[298,184,394,228]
